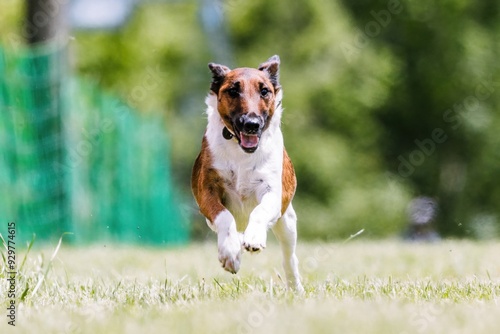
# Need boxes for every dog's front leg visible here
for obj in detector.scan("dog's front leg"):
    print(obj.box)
[243,191,281,252]
[214,210,242,273]
[192,154,242,274]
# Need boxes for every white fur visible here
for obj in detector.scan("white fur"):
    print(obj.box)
[213,209,242,274]
[273,204,303,292]
[204,91,303,292]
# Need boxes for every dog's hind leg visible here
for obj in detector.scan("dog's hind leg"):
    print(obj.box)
[272,204,304,293]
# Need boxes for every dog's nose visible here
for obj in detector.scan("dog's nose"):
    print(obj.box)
[236,115,261,134]
[242,118,260,134]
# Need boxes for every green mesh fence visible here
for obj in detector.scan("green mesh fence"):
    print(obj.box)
[0,44,68,243]
[0,44,189,246]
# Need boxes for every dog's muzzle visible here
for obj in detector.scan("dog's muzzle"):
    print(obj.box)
[228,114,264,153]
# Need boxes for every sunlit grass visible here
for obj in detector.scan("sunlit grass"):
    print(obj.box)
[1,238,500,333]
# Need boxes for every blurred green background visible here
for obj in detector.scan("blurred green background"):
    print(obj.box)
[0,0,499,243]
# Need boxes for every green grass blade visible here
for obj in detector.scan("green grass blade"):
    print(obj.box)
[18,233,36,273]
[30,232,72,298]
[0,233,7,266]
[343,229,365,244]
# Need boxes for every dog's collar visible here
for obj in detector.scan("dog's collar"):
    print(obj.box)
[222,126,234,140]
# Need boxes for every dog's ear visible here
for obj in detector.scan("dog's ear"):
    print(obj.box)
[258,55,281,91]
[208,63,231,94]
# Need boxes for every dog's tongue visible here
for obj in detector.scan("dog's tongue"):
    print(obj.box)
[240,134,259,149]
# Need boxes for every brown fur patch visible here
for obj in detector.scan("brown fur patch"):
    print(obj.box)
[191,136,226,224]
[281,149,297,214]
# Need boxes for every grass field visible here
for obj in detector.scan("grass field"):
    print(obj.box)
[1,238,500,333]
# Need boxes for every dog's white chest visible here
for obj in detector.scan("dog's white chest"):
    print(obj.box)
[218,165,268,231]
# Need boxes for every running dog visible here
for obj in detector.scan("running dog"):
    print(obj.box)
[191,55,303,292]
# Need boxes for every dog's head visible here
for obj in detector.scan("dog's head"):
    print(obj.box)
[208,55,281,154]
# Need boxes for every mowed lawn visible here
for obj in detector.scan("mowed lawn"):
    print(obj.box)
[2,239,500,334]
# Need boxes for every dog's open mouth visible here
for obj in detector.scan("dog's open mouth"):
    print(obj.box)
[239,133,260,153]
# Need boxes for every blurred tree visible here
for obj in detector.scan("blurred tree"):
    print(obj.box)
[340,0,500,236]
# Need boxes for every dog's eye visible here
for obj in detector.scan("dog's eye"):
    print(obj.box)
[260,88,269,97]
[227,88,239,98]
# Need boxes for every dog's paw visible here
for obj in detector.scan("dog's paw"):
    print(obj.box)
[243,224,267,252]
[291,282,305,295]
[218,232,242,274]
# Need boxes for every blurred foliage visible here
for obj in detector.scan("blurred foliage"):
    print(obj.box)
[1,0,499,239]
[339,0,500,238]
